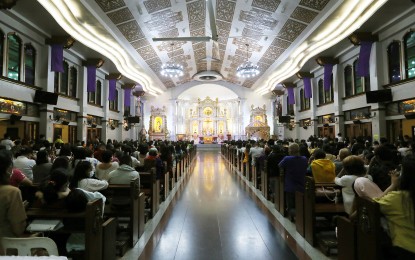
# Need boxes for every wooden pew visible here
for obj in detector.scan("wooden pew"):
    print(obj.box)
[140,168,159,219]
[261,160,268,198]
[276,173,285,216]
[237,151,242,173]
[337,216,356,260]
[101,177,145,255]
[356,196,382,260]
[300,176,345,254]
[26,199,116,260]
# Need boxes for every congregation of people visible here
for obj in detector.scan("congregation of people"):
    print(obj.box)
[225,134,415,258]
[0,133,193,255]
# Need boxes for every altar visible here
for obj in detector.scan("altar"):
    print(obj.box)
[199,136,217,144]
[186,97,229,141]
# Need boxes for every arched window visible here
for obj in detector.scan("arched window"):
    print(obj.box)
[353,59,363,94]
[344,65,353,97]
[60,62,69,94]
[0,30,4,76]
[325,74,334,103]
[96,80,102,106]
[300,89,305,110]
[404,31,415,79]
[69,67,77,98]
[318,79,324,105]
[24,44,36,85]
[7,33,22,81]
[387,41,401,83]
[109,89,118,111]
[286,96,294,116]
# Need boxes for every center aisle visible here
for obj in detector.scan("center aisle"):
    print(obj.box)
[139,150,297,260]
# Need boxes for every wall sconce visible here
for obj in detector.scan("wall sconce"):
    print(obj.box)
[49,115,61,122]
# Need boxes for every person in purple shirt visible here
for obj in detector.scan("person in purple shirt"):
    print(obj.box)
[278,143,308,220]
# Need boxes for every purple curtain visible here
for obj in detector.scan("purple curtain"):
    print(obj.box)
[357,41,373,77]
[87,66,96,92]
[108,79,116,101]
[51,44,64,72]
[287,87,295,104]
[303,77,312,98]
[324,64,333,91]
[124,88,131,107]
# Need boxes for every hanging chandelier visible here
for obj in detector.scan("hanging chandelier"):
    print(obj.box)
[161,43,184,78]
[236,44,260,78]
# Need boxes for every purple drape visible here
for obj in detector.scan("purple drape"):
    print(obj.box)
[303,77,312,98]
[324,64,333,91]
[287,87,295,104]
[51,44,64,72]
[108,79,116,101]
[357,41,373,77]
[124,88,131,107]
[87,66,96,92]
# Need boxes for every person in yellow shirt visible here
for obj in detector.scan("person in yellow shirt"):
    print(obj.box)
[308,149,336,183]
[374,155,415,258]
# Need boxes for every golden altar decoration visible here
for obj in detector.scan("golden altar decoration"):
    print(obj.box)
[148,106,168,140]
[245,105,270,140]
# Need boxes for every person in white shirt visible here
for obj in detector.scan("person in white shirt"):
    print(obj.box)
[108,154,139,185]
[0,134,14,150]
[95,150,119,181]
[69,161,108,192]
[249,142,264,166]
[334,155,367,215]
[13,146,36,180]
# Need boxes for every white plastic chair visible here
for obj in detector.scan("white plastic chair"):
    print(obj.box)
[1,237,59,256]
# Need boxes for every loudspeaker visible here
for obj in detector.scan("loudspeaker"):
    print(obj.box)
[91,124,97,128]
[127,116,140,124]
[404,113,415,119]
[323,123,330,127]
[61,121,70,125]
[365,89,392,103]
[353,120,362,124]
[10,114,22,121]
[278,116,291,123]
[33,90,59,105]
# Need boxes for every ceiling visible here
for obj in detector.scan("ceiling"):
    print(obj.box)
[7,0,402,96]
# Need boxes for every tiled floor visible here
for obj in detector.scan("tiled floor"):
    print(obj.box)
[123,150,330,260]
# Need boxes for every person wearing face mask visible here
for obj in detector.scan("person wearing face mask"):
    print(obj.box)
[69,161,108,192]
[0,150,27,238]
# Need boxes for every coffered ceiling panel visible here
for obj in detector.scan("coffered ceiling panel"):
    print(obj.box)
[291,7,319,23]
[95,0,126,12]
[107,7,134,25]
[252,0,281,13]
[89,0,343,91]
[143,0,171,14]
[299,0,330,11]
[277,19,307,42]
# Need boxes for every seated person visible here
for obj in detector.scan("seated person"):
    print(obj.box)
[34,168,70,207]
[95,150,119,181]
[107,153,139,185]
[69,161,108,192]
[335,156,366,215]
[308,149,336,183]
[0,150,27,238]
[373,155,415,258]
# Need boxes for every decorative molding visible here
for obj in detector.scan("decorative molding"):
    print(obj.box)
[348,32,378,45]
[45,36,76,49]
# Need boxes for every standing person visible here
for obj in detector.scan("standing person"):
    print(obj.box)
[13,146,36,181]
[0,150,27,238]
[337,133,343,143]
[0,134,15,150]
[54,135,64,145]
[278,143,308,219]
